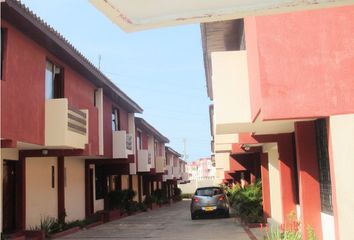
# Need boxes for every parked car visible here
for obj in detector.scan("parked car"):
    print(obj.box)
[190,186,230,220]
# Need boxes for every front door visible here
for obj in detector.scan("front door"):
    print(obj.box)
[2,160,17,233]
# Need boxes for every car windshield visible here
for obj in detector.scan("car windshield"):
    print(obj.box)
[195,188,222,197]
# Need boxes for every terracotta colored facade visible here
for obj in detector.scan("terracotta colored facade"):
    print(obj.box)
[0,1,187,237]
[202,6,354,240]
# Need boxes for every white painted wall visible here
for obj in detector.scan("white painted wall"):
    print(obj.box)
[215,152,230,171]
[132,175,139,202]
[321,212,335,240]
[148,136,155,168]
[263,143,283,224]
[211,51,251,126]
[95,88,104,155]
[128,113,137,174]
[64,157,85,221]
[26,157,58,229]
[329,114,354,239]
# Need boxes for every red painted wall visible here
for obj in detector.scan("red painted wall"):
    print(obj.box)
[295,121,322,239]
[64,64,99,155]
[0,20,136,156]
[1,20,45,145]
[142,132,149,150]
[103,95,130,157]
[277,134,297,223]
[245,6,354,121]
[260,153,271,219]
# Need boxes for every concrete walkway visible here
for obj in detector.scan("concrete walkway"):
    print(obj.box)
[57,200,256,240]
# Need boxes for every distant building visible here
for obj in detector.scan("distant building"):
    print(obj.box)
[186,158,215,180]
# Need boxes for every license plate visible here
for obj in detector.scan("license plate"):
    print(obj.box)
[203,206,216,212]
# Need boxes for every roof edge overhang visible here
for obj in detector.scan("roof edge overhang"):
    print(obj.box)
[135,117,169,143]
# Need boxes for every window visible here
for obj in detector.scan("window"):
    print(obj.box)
[45,60,63,99]
[94,89,97,107]
[315,119,333,214]
[154,141,158,157]
[95,165,105,200]
[195,187,222,196]
[137,130,142,150]
[1,28,7,80]
[112,108,120,131]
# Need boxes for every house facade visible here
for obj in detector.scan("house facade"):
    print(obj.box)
[91,1,354,239]
[0,0,187,236]
[202,7,354,240]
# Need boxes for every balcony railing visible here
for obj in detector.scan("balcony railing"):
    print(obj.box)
[113,130,134,158]
[137,149,152,172]
[173,166,180,179]
[155,156,165,173]
[45,99,88,149]
[163,165,173,181]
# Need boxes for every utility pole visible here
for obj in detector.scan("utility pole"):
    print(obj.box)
[183,138,188,161]
[98,54,101,70]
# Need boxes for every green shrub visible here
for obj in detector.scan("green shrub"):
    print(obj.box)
[173,187,182,201]
[181,193,193,199]
[107,190,123,210]
[151,189,168,204]
[137,202,148,212]
[234,180,263,223]
[143,195,155,206]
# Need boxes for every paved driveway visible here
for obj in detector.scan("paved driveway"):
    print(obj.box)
[58,200,254,240]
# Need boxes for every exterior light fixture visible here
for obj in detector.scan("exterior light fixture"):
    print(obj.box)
[42,149,49,155]
[242,144,251,151]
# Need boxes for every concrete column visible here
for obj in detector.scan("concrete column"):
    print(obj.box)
[295,121,322,239]
[264,143,282,224]
[328,114,354,239]
[260,152,271,220]
[277,134,297,223]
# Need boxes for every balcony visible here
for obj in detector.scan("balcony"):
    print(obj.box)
[45,99,88,149]
[112,130,134,158]
[173,166,180,179]
[163,165,173,181]
[155,156,165,173]
[137,149,152,172]
[181,172,189,182]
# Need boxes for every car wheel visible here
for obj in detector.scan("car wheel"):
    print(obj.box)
[191,213,197,220]
[224,210,230,218]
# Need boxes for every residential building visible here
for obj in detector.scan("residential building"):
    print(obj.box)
[0,0,187,236]
[0,0,143,234]
[186,158,215,180]
[134,117,169,202]
[201,8,354,240]
[91,1,354,239]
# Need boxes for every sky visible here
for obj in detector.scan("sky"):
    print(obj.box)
[21,0,211,161]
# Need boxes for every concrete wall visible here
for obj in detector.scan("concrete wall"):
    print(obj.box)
[64,157,85,221]
[329,113,354,239]
[263,143,283,224]
[26,157,58,229]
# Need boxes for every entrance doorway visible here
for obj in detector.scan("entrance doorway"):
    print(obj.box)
[2,160,17,233]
